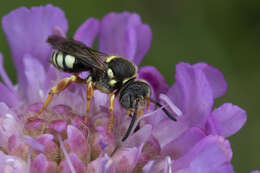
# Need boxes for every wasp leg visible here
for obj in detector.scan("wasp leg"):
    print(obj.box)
[146,98,151,111]
[84,80,94,124]
[29,74,84,120]
[108,93,116,134]
[137,108,144,118]
[127,110,132,117]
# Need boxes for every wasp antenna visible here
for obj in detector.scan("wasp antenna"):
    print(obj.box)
[149,98,177,122]
[121,105,138,142]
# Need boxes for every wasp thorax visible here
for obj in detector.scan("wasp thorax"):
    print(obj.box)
[94,56,138,93]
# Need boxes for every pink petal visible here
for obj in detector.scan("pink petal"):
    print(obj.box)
[8,134,29,159]
[46,161,58,173]
[36,134,59,162]
[67,125,89,159]
[60,152,87,173]
[112,146,142,172]
[31,154,47,173]
[87,155,115,173]
[0,103,20,149]
[0,152,27,172]
[49,119,67,132]
[52,104,72,114]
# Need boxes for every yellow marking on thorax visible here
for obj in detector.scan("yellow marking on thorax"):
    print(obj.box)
[107,68,114,78]
[109,79,117,86]
[122,74,137,84]
[105,56,118,63]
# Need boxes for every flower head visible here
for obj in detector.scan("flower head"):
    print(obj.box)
[0,4,256,173]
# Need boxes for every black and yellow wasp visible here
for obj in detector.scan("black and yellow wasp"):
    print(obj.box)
[30,35,176,141]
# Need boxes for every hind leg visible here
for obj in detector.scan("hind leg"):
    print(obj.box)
[29,74,85,120]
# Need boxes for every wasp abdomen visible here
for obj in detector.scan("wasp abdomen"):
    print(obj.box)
[51,51,91,73]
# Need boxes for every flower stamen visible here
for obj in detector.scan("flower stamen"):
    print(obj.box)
[159,94,182,117]
[58,135,76,173]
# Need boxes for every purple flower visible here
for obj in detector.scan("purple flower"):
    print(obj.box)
[0,4,257,173]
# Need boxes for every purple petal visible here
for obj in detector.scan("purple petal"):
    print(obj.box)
[99,12,151,65]
[67,125,89,158]
[152,118,188,148]
[0,103,20,149]
[134,24,152,65]
[31,154,47,173]
[168,62,214,128]
[58,135,76,173]
[24,55,47,102]
[0,152,27,172]
[142,157,173,173]
[251,171,260,173]
[36,135,59,163]
[36,134,53,143]
[8,134,30,159]
[74,18,100,47]
[138,66,168,98]
[174,135,234,173]
[2,4,68,89]
[52,104,72,114]
[22,136,45,152]
[161,127,206,159]
[206,103,247,137]
[123,124,152,148]
[60,153,87,173]
[87,155,115,173]
[194,63,227,98]
[142,160,155,173]
[0,82,19,107]
[99,12,140,57]
[112,146,142,172]
[0,53,14,90]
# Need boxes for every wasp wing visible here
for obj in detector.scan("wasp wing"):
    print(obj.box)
[47,35,107,72]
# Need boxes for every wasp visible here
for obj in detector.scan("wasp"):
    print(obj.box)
[30,35,177,141]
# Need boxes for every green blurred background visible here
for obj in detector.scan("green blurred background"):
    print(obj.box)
[0,0,259,172]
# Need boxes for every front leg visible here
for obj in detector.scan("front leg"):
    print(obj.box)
[84,77,94,124]
[29,74,85,120]
[108,93,116,134]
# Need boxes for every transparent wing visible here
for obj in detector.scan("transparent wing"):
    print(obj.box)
[47,35,107,72]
